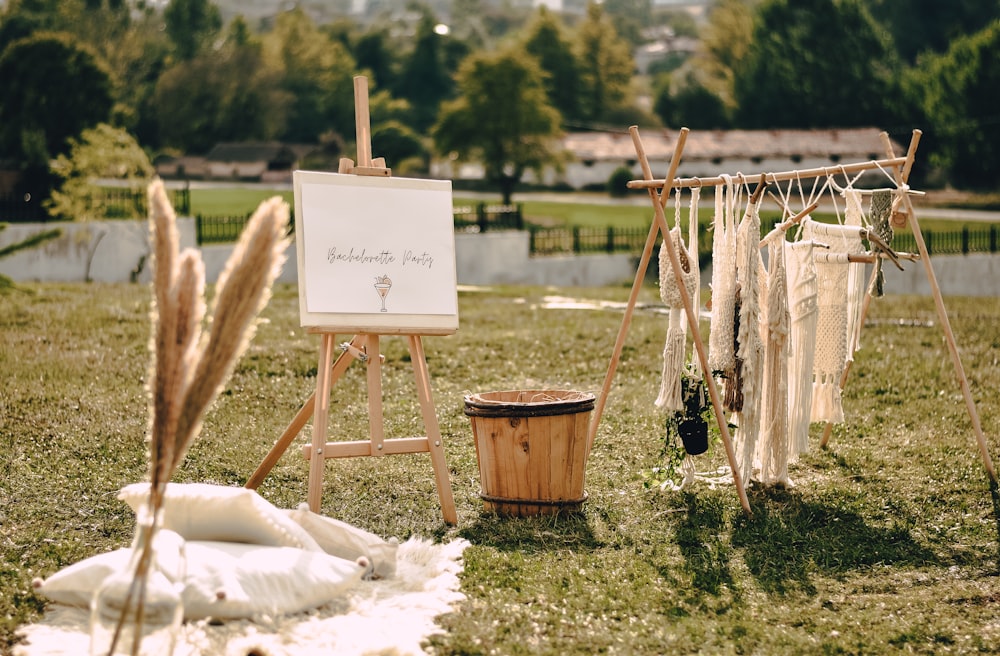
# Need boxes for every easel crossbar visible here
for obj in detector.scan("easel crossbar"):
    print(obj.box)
[627,156,908,191]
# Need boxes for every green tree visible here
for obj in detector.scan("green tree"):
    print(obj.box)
[603,0,653,47]
[653,68,730,129]
[733,0,900,129]
[0,31,113,203]
[153,23,289,153]
[868,0,1000,64]
[263,8,356,144]
[910,21,1000,188]
[0,32,113,162]
[46,123,153,221]
[433,49,562,204]
[164,0,222,60]
[690,0,754,116]
[395,13,457,132]
[350,27,397,92]
[522,7,580,125]
[574,2,635,126]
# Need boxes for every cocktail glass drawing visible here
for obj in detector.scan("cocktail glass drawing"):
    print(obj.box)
[374,274,392,312]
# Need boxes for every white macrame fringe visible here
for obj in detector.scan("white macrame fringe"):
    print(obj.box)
[655,318,686,411]
[708,178,738,373]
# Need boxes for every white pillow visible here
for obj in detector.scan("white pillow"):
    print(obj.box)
[35,528,187,609]
[182,541,367,619]
[35,540,368,620]
[285,504,399,580]
[118,483,321,552]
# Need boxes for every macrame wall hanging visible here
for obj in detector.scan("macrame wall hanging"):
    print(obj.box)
[656,187,700,411]
[591,126,997,516]
[784,238,819,459]
[731,187,764,485]
[708,176,739,399]
[755,228,792,486]
[802,217,865,424]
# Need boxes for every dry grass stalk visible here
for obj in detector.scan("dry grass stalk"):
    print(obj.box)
[105,180,289,656]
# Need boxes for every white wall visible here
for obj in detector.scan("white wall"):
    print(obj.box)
[2,219,998,296]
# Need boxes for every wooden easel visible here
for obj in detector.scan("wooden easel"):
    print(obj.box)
[246,77,458,524]
[589,126,997,518]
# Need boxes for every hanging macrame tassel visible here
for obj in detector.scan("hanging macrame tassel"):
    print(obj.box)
[708,179,737,373]
[733,195,764,486]
[656,189,699,411]
[868,189,894,299]
[655,313,686,411]
[756,238,791,487]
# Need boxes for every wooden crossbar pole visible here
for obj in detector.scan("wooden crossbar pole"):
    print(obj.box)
[628,157,909,191]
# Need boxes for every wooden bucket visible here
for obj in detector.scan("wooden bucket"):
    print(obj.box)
[464,390,595,517]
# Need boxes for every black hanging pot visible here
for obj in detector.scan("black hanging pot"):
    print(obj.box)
[677,415,708,455]
[677,372,709,455]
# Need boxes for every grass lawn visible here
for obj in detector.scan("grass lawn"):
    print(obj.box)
[2,282,999,654]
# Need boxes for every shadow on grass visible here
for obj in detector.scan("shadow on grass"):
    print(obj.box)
[458,509,600,554]
[671,492,736,597]
[729,486,937,595]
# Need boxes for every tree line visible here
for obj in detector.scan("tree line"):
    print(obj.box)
[0,0,997,218]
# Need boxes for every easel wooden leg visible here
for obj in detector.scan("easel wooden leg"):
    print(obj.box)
[409,335,458,524]
[308,333,338,511]
[245,334,364,490]
[365,335,386,454]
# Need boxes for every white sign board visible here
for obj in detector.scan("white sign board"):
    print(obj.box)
[293,171,459,334]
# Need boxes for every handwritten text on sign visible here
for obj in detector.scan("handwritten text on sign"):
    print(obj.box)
[298,174,458,319]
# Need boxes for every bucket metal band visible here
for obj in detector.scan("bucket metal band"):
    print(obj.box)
[479,491,588,507]
[464,399,595,418]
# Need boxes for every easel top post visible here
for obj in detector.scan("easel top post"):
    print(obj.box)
[339,75,391,177]
[355,76,373,168]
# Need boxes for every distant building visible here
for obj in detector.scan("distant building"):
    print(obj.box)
[155,142,317,182]
[433,128,905,190]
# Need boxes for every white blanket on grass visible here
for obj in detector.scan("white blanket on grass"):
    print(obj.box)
[15,537,468,656]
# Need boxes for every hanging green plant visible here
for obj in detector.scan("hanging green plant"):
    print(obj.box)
[644,367,714,490]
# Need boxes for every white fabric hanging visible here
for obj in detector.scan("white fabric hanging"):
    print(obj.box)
[755,236,791,486]
[784,239,819,459]
[708,177,738,374]
[731,194,763,486]
[802,217,865,423]
[842,188,868,359]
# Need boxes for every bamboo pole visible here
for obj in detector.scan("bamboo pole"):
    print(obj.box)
[588,127,689,451]
[628,157,909,191]
[589,126,752,516]
[890,132,997,482]
[633,130,752,516]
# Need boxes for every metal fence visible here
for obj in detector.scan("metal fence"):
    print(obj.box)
[453,203,523,232]
[194,205,1000,259]
[528,221,1000,258]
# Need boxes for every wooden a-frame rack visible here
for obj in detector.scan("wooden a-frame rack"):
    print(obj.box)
[588,126,997,517]
[246,77,458,525]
